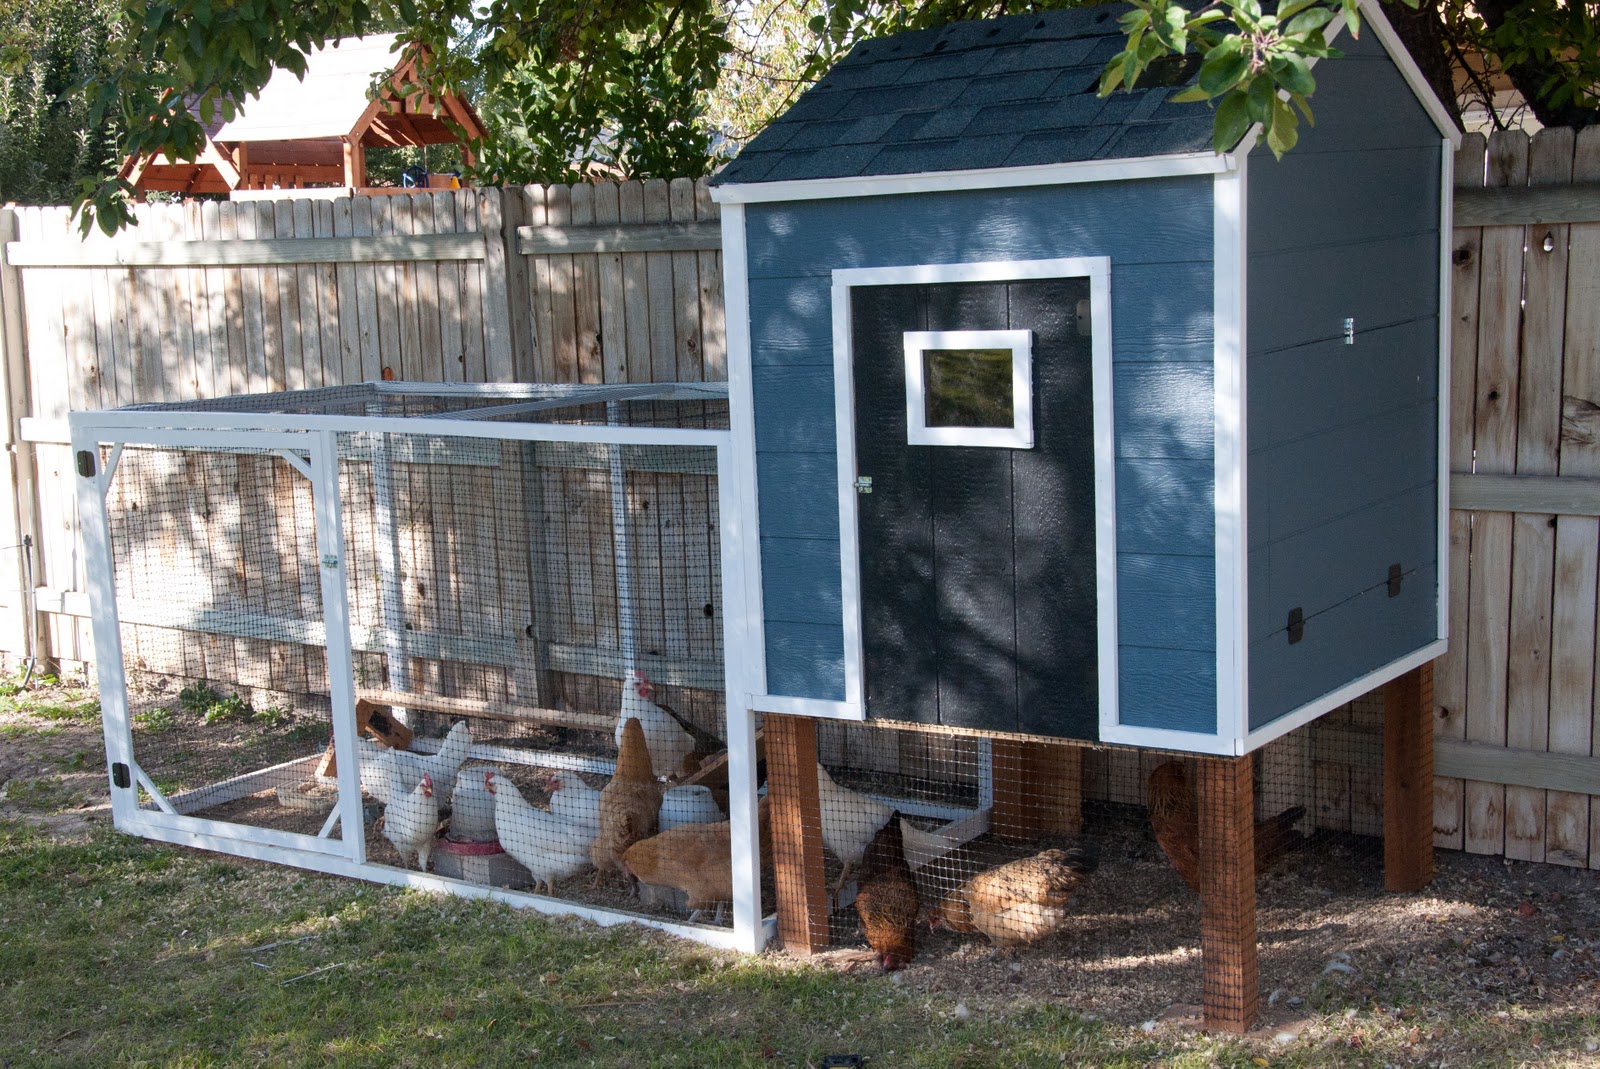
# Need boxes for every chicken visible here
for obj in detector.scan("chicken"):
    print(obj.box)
[381,766,439,872]
[484,769,595,895]
[358,720,473,806]
[927,845,1098,949]
[1146,760,1306,893]
[617,670,698,780]
[621,797,771,924]
[810,765,955,886]
[853,815,920,970]
[542,770,602,833]
[592,716,664,883]
[660,784,725,830]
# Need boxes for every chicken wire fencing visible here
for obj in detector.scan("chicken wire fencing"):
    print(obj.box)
[765,711,1392,1019]
[80,383,761,947]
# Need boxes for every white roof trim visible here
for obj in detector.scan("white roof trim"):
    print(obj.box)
[1325,0,1463,147]
[709,151,1234,204]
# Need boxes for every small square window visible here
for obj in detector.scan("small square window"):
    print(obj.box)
[903,329,1033,448]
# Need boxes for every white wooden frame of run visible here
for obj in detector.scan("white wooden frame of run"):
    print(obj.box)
[69,386,773,954]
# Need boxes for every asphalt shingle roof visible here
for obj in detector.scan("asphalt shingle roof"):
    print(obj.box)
[712,5,1217,186]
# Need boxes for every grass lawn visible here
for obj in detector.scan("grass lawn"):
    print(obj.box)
[2,676,1598,1067]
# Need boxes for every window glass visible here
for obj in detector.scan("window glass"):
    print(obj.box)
[922,348,1015,428]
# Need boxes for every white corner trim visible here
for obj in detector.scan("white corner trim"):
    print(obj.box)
[1239,640,1447,753]
[903,329,1034,449]
[748,694,865,720]
[1213,153,1250,748]
[831,257,1119,735]
[720,204,771,707]
[1097,721,1239,756]
[710,152,1234,205]
[1436,138,1453,646]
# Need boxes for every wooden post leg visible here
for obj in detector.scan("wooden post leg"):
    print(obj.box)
[1383,662,1436,892]
[1198,754,1258,1034]
[765,713,829,955]
[992,739,1084,839]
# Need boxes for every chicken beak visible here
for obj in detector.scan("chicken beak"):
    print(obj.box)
[484,772,495,795]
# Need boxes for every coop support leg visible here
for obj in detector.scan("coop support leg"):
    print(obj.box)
[766,713,829,955]
[1383,661,1436,893]
[992,739,1083,839]
[1198,754,1258,1034]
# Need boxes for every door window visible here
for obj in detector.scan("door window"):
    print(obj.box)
[902,329,1033,448]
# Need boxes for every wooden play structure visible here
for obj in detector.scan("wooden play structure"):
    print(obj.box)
[711,0,1457,1031]
[120,34,484,198]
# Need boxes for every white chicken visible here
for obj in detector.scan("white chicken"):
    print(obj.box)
[616,671,696,780]
[358,720,473,806]
[814,764,952,884]
[381,765,439,872]
[542,770,602,833]
[660,784,724,830]
[485,769,595,895]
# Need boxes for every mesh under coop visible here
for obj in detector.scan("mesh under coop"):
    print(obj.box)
[763,705,1394,1020]
[80,382,766,946]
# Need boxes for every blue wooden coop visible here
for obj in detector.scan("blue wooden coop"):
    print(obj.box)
[712,0,1461,1031]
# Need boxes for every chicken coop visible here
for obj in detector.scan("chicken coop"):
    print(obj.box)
[711,0,1459,1030]
[73,381,770,953]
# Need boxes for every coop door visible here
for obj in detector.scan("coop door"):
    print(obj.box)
[87,436,361,857]
[851,277,1099,737]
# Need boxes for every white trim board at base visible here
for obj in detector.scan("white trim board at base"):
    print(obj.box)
[117,815,777,952]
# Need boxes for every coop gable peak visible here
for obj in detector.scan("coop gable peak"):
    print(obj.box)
[711,0,1459,200]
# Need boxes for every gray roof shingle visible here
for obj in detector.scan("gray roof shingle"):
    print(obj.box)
[713,4,1219,186]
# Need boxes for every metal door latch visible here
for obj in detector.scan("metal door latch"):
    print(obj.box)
[854,476,873,494]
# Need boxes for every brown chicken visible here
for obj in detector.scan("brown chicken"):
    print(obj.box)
[592,716,663,883]
[1146,760,1306,893]
[621,797,771,924]
[927,845,1098,949]
[853,815,921,970]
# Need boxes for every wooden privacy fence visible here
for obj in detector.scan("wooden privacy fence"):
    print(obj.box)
[0,179,725,679]
[1437,126,1600,868]
[3,141,1600,868]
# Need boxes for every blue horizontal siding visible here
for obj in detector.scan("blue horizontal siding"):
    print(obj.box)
[747,178,1218,737]
[1119,646,1217,733]
[745,176,1214,280]
[1118,553,1215,651]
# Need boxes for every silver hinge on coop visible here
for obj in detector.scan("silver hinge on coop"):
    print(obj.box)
[854,476,873,495]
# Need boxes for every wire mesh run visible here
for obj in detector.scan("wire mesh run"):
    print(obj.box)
[764,711,1390,1019]
[99,394,745,933]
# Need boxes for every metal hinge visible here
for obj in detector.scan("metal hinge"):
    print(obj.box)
[76,450,97,478]
[1287,607,1305,645]
[1388,563,1403,597]
[854,476,873,495]
[111,762,131,789]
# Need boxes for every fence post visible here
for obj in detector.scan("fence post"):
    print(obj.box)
[1198,753,1258,1033]
[766,712,830,954]
[0,209,44,670]
[1384,662,1437,891]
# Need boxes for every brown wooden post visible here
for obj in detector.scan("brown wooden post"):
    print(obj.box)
[1197,754,1258,1034]
[1383,662,1436,892]
[992,738,1083,839]
[765,713,829,955]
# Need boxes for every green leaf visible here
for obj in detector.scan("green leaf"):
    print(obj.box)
[1275,0,1319,20]
[1171,85,1212,102]
[1286,7,1336,35]
[1270,54,1316,96]
[1213,89,1252,151]
[1343,0,1362,38]
[1266,93,1299,156]
[1198,47,1250,95]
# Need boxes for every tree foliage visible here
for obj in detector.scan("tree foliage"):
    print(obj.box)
[18,0,1600,233]
[0,0,124,205]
